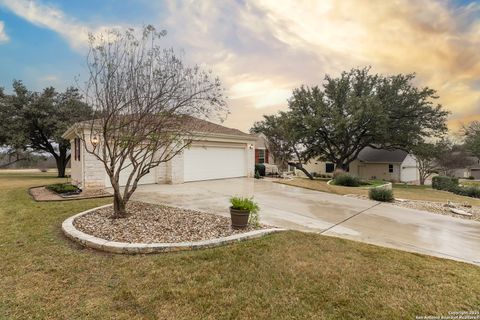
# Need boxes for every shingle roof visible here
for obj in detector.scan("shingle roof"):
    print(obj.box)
[68,115,254,139]
[184,116,253,137]
[357,146,408,163]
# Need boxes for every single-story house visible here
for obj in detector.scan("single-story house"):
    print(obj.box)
[294,147,420,183]
[62,118,257,189]
[350,147,419,182]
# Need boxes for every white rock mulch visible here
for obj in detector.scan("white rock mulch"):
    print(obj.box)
[345,194,480,221]
[73,201,266,243]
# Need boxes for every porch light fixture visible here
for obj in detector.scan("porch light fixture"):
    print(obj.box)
[91,135,99,147]
[249,144,254,149]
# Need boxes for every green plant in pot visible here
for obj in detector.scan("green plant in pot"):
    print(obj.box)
[229,196,259,229]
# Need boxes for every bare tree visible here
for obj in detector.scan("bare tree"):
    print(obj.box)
[78,26,226,218]
[436,142,473,177]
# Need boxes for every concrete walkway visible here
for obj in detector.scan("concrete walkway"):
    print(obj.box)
[132,178,480,265]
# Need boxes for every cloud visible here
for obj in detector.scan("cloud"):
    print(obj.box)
[0,21,8,43]
[0,0,120,50]
[161,0,480,131]
[2,0,480,132]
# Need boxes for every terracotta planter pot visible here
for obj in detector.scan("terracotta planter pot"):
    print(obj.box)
[230,207,250,229]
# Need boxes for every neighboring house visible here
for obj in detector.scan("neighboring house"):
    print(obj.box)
[451,156,480,179]
[253,134,274,165]
[62,118,256,190]
[351,147,419,183]
[295,147,420,183]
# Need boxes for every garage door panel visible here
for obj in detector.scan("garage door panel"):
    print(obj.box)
[184,146,246,182]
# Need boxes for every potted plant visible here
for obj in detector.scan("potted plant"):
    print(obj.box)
[229,196,259,229]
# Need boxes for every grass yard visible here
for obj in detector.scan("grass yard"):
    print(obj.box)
[278,177,480,206]
[1,171,480,319]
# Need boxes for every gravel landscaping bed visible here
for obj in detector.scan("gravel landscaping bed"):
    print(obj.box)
[29,186,111,201]
[345,194,480,221]
[73,201,266,243]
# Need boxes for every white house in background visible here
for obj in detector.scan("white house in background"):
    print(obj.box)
[62,118,256,190]
[295,147,420,183]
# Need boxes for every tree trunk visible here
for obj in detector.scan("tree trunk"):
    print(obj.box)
[290,162,313,180]
[55,157,66,177]
[55,147,69,178]
[335,162,349,172]
[419,175,425,185]
[113,192,128,218]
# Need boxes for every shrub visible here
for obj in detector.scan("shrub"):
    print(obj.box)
[468,176,475,180]
[369,188,394,202]
[254,164,265,176]
[230,197,260,226]
[432,176,458,191]
[333,173,360,187]
[46,183,80,194]
[451,185,480,198]
[332,169,345,179]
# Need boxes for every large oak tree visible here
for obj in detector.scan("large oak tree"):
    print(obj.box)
[0,81,92,177]
[253,68,449,178]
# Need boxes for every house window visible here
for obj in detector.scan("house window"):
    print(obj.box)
[325,163,335,173]
[388,164,393,173]
[258,149,265,164]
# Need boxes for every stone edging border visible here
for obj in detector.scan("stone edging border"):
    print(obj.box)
[62,204,286,254]
[28,186,112,202]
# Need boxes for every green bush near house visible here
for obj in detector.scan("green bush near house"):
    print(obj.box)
[254,164,266,176]
[46,183,80,194]
[332,173,360,187]
[369,188,394,202]
[432,176,458,191]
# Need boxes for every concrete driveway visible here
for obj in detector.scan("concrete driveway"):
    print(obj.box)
[132,178,480,265]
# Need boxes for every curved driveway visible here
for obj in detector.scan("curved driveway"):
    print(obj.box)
[132,178,480,265]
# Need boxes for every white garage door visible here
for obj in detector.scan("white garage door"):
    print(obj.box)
[105,162,156,187]
[184,146,246,182]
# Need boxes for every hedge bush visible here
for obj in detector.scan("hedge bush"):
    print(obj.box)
[254,164,266,176]
[451,185,480,198]
[432,176,458,191]
[369,188,394,202]
[46,183,80,194]
[333,174,360,187]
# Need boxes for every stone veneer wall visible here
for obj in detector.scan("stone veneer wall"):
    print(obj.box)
[70,138,83,187]
[167,152,184,184]
[246,146,254,178]
[82,133,107,189]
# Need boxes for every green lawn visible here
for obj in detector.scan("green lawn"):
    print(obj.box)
[278,177,480,206]
[1,172,480,319]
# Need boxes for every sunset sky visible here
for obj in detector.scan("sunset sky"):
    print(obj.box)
[0,0,479,132]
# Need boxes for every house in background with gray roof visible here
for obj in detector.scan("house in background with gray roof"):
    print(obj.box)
[349,147,419,183]
[295,146,420,183]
